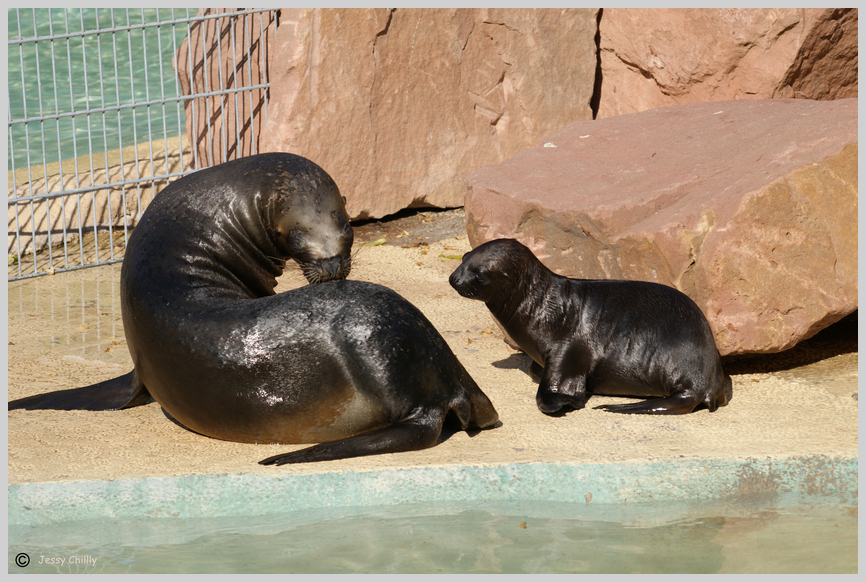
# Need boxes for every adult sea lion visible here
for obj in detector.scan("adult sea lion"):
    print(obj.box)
[449,238,732,415]
[9,153,499,464]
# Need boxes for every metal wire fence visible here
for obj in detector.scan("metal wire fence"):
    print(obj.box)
[7,7,276,280]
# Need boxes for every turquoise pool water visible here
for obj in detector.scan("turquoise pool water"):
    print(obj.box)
[8,498,857,574]
[7,8,192,169]
[7,457,858,574]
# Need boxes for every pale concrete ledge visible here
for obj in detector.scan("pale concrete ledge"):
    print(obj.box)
[7,455,857,527]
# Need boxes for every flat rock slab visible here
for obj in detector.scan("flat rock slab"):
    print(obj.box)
[465,98,857,355]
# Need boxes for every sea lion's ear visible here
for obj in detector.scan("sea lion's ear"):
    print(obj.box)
[342,196,347,204]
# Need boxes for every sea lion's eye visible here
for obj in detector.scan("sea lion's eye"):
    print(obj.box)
[474,270,487,283]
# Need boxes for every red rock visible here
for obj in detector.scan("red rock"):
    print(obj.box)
[177,8,599,219]
[597,8,858,118]
[263,8,600,220]
[775,8,859,100]
[174,8,856,223]
[464,98,857,355]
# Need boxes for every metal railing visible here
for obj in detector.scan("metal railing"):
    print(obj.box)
[7,8,276,280]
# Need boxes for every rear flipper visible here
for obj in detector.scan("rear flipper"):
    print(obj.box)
[594,391,700,415]
[259,419,442,466]
[8,370,151,411]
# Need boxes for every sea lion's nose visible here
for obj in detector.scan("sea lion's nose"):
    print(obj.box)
[321,256,343,280]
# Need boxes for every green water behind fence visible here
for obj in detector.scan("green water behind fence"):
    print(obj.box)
[7,8,193,170]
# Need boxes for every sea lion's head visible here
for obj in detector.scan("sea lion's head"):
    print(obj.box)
[269,160,354,283]
[449,238,536,303]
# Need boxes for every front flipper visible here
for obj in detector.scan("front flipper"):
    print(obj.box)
[259,419,441,466]
[8,370,151,411]
[594,391,700,415]
[536,384,586,415]
[535,349,588,415]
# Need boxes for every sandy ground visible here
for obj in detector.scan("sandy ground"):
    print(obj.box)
[6,209,859,484]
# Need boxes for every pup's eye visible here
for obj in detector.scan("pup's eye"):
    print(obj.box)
[474,270,487,282]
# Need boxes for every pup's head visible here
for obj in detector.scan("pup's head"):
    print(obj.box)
[449,238,536,302]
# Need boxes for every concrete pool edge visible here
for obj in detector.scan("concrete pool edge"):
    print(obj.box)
[8,454,858,526]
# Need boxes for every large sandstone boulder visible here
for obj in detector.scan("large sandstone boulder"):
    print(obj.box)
[464,98,857,356]
[177,8,599,220]
[261,8,599,219]
[597,8,858,118]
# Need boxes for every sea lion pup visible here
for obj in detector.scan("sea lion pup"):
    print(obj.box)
[449,238,732,415]
[9,153,499,464]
